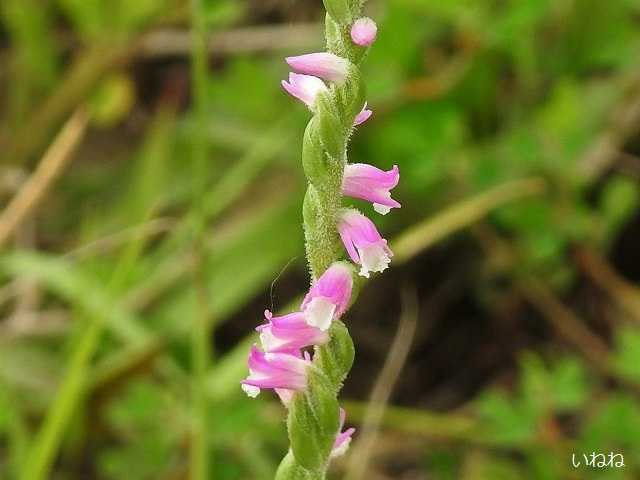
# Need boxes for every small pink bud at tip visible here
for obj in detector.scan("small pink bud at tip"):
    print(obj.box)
[351,17,378,47]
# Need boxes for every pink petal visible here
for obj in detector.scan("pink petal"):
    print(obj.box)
[286,52,349,83]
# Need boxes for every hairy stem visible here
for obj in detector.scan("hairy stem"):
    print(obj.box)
[276,0,367,478]
[189,0,213,478]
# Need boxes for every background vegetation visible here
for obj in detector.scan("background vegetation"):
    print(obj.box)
[1,0,640,478]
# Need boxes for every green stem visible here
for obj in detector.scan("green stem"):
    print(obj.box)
[19,315,103,480]
[276,451,323,480]
[190,277,211,480]
[189,0,212,478]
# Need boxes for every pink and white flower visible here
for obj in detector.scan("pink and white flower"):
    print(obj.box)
[353,103,373,126]
[342,163,400,214]
[281,73,329,110]
[257,310,329,352]
[286,52,350,84]
[331,408,356,458]
[241,346,311,405]
[301,262,353,331]
[351,17,378,47]
[338,209,393,278]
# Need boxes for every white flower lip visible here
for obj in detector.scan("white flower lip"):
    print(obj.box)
[330,436,352,458]
[241,384,260,398]
[358,243,391,277]
[259,328,280,352]
[304,297,337,331]
[373,203,391,215]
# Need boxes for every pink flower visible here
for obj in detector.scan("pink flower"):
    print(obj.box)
[257,310,329,352]
[282,73,328,109]
[353,102,373,126]
[301,262,353,331]
[351,17,378,47]
[241,346,311,405]
[338,209,393,278]
[342,163,400,215]
[286,53,350,84]
[331,408,356,458]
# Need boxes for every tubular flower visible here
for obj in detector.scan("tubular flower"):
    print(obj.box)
[241,346,311,405]
[342,163,401,215]
[331,408,356,458]
[257,310,329,352]
[338,209,393,278]
[283,73,371,128]
[301,262,353,331]
[286,52,350,84]
[353,102,373,126]
[282,73,329,110]
[350,17,378,46]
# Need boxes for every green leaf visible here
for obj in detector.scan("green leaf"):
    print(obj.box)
[548,357,589,411]
[519,353,550,416]
[519,353,589,414]
[579,394,640,461]
[288,368,339,472]
[612,327,640,383]
[315,320,354,389]
[323,0,352,25]
[476,391,538,446]
[599,176,640,247]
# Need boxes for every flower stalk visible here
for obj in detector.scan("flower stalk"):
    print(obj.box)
[278,2,365,472]
[241,1,401,479]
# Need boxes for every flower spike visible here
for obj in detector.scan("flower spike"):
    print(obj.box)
[247,1,394,475]
[342,163,401,214]
[301,262,353,331]
[286,52,350,84]
[257,310,329,352]
[338,209,393,277]
[351,17,378,46]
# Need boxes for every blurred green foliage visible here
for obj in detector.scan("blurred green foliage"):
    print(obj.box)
[1,0,640,478]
